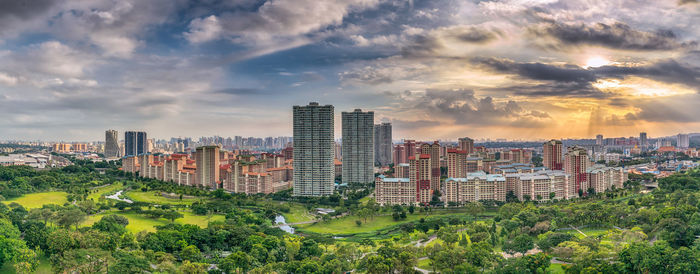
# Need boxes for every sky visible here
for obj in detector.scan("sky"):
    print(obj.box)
[0,0,698,142]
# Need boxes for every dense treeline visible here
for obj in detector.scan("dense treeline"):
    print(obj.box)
[2,162,700,273]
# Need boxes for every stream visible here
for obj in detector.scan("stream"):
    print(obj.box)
[275,215,294,233]
[106,190,133,203]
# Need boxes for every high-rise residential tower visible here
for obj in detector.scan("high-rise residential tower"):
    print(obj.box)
[293,102,335,196]
[564,146,590,195]
[105,129,120,158]
[195,145,220,188]
[124,131,148,156]
[543,139,563,170]
[639,132,647,147]
[374,122,392,166]
[459,137,474,154]
[342,109,375,185]
[677,133,690,148]
[596,134,603,146]
[420,141,441,192]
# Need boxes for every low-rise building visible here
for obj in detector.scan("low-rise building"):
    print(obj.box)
[444,172,506,204]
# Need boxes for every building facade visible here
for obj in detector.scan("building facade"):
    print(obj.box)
[543,139,563,170]
[195,146,220,189]
[342,109,375,185]
[125,131,147,156]
[293,102,335,196]
[105,130,120,158]
[564,146,590,194]
[374,122,392,166]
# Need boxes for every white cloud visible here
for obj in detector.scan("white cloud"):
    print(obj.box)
[0,72,18,86]
[185,15,223,44]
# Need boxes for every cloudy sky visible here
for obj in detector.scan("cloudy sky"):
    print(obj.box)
[0,0,698,141]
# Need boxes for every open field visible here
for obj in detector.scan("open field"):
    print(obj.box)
[547,263,566,273]
[417,258,432,271]
[565,227,612,239]
[282,203,315,223]
[82,210,225,233]
[87,183,123,201]
[298,208,497,235]
[2,191,69,209]
[125,190,202,205]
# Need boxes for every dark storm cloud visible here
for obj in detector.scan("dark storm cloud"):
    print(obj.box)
[592,60,700,87]
[406,89,551,126]
[474,57,700,97]
[533,22,697,51]
[0,0,56,19]
[401,26,501,57]
[472,57,596,83]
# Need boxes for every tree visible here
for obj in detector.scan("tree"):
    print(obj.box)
[465,202,484,221]
[220,251,254,273]
[163,210,184,223]
[437,226,459,246]
[92,214,129,234]
[503,235,533,256]
[55,248,114,274]
[54,208,87,230]
[12,247,38,274]
[180,260,208,274]
[179,245,202,262]
[364,255,392,274]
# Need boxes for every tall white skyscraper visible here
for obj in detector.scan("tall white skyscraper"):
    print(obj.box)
[342,109,375,185]
[105,129,120,158]
[374,123,392,166]
[677,133,690,148]
[293,102,335,196]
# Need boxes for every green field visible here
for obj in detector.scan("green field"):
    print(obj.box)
[282,203,315,223]
[87,183,123,201]
[547,263,566,273]
[125,191,202,205]
[298,213,427,234]
[566,227,612,239]
[2,192,69,209]
[82,210,225,233]
[416,258,433,272]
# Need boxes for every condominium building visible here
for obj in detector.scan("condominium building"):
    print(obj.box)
[393,144,406,166]
[586,165,626,194]
[375,175,415,205]
[293,102,335,196]
[639,132,647,147]
[125,131,148,156]
[564,146,590,194]
[543,139,563,170]
[342,109,375,184]
[459,137,474,154]
[420,141,441,192]
[446,149,467,178]
[444,172,506,204]
[195,146,220,189]
[394,163,410,178]
[508,170,571,202]
[105,130,120,158]
[410,154,433,204]
[677,133,690,149]
[374,122,392,166]
[596,134,603,146]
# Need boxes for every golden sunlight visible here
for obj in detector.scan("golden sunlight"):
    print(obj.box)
[585,56,610,68]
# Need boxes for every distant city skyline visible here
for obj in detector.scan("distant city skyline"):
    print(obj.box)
[0,1,697,141]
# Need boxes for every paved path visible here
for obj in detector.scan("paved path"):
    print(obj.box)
[570,225,587,237]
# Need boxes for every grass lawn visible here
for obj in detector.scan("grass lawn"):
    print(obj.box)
[82,210,225,233]
[125,191,202,205]
[0,255,52,274]
[566,227,611,239]
[298,213,427,234]
[87,183,123,201]
[2,191,69,209]
[283,203,315,223]
[416,258,433,271]
[547,263,566,274]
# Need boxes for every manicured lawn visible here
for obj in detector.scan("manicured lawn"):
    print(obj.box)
[82,210,225,233]
[2,191,69,209]
[416,258,433,272]
[547,263,566,273]
[87,183,123,201]
[283,203,315,223]
[298,213,427,234]
[566,227,611,239]
[125,191,202,205]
